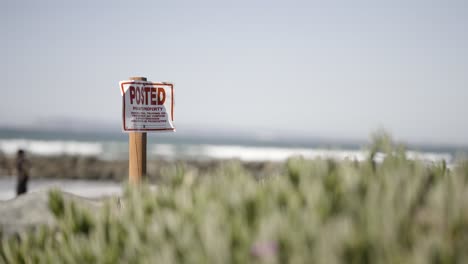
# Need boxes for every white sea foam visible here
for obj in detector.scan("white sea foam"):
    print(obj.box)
[0,139,102,156]
[147,143,452,164]
[193,145,367,162]
[0,139,453,165]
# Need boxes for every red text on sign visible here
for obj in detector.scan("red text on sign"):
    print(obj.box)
[129,86,166,106]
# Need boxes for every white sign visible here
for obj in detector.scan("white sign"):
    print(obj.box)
[120,80,175,132]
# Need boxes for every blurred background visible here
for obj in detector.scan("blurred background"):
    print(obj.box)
[1,0,467,164]
[3,3,468,261]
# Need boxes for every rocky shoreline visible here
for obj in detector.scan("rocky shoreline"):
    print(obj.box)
[0,154,284,181]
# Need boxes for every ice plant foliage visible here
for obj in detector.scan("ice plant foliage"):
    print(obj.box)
[1,135,468,263]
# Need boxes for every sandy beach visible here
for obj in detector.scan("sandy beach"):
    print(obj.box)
[0,177,122,201]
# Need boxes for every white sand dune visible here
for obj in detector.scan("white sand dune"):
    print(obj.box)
[0,189,109,236]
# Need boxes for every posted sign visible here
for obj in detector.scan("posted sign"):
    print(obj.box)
[120,80,175,132]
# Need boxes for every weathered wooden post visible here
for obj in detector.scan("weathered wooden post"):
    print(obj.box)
[119,77,175,185]
[128,76,147,184]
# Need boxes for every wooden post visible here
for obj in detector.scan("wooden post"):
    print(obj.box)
[128,76,147,184]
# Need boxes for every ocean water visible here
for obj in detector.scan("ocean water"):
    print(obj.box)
[0,128,464,200]
[0,128,463,164]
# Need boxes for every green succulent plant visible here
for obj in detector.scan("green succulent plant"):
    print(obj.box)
[1,135,468,263]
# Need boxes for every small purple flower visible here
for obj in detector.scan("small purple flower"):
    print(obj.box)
[251,241,278,259]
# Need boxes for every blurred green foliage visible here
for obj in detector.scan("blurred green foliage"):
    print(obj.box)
[1,135,468,263]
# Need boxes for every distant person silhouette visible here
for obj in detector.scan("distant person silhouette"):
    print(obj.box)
[15,149,31,196]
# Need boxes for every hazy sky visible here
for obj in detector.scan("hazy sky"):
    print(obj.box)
[1,0,467,145]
